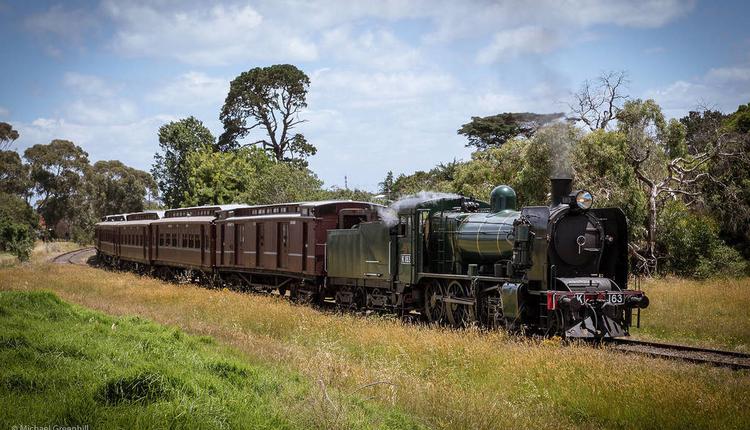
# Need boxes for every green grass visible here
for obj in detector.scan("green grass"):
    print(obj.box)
[0,290,420,429]
[1,264,750,429]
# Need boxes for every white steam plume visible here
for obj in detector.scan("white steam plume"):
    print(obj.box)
[377,191,462,227]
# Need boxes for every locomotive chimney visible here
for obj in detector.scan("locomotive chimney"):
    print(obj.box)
[550,177,572,206]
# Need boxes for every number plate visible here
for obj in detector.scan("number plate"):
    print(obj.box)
[607,293,624,304]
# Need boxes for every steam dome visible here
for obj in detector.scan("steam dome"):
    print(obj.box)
[490,185,517,212]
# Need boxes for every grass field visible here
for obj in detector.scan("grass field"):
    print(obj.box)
[1,260,749,429]
[0,290,417,429]
[632,276,750,351]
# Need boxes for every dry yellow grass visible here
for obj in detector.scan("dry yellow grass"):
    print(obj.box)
[632,276,750,351]
[0,241,80,267]
[1,262,749,429]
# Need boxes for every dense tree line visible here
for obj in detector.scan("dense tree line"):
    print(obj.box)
[0,127,156,260]
[383,77,749,278]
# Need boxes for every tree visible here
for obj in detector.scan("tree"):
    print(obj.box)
[318,187,374,202]
[219,64,315,165]
[181,146,323,206]
[181,147,266,206]
[457,112,564,150]
[0,192,38,261]
[151,116,215,208]
[568,71,629,131]
[24,140,89,234]
[0,122,19,151]
[688,104,750,257]
[452,138,528,203]
[378,171,395,200]
[88,160,157,219]
[571,129,647,239]
[619,99,741,274]
[657,200,746,278]
[0,150,30,197]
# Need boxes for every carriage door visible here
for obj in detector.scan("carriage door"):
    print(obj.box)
[277,222,289,269]
[302,222,308,272]
[220,224,225,265]
[200,225,205,265]
[155,225,159,259]
[234,224,241,266]
[142,226,147,259]
[255,223,263,267]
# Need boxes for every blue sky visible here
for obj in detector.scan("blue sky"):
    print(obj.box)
[1,0,749,192]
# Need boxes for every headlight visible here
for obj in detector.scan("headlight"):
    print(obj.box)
[575,190,593,210]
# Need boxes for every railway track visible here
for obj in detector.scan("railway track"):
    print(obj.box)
[608,338,750,370]
[51,247,96,265]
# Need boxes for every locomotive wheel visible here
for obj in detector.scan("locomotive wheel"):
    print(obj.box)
[424,280,446,324]
[446,280,476,328]
[352,286,366,310]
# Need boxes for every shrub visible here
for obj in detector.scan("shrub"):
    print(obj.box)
[657,200,747,278]
[0,192,37,261]
[0,219,34,261]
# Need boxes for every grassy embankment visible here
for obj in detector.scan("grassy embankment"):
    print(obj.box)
[1,258,749,429]
[0,289,417,429]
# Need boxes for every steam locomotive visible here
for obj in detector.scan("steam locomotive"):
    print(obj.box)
[95,178,648,339]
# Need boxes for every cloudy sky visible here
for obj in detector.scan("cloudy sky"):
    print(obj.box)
[1,0,749,191]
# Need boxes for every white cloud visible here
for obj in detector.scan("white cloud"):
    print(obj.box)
[0,106,8,116]
[63,72,118,98]
[60,72,137,125]
[705,66,750,82]
[24,4,98,42]
[320,26,421,71]
[149,72,228,108]
[16,115,174,172]
[65,99,139,126]
[104,1,317,65]
[645,64,750,118]
[477,26,561,64]
[311,69,456,107]
[558,0,693,28]
[423,0,693,42]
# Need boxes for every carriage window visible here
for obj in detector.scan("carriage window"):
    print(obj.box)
[182,234,188,248]
[188,234,194,249]
[171,233,176,247]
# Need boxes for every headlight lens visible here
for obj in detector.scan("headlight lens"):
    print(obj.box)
[575,190,593,210]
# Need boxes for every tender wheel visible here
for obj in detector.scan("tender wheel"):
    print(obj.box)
[446,280,476,328]
[424,280,446,324]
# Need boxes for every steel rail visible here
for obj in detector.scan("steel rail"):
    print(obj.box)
[607,338,750,370]
[51,247,95,265]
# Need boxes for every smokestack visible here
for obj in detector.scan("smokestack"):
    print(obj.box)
[550,177,572,206]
